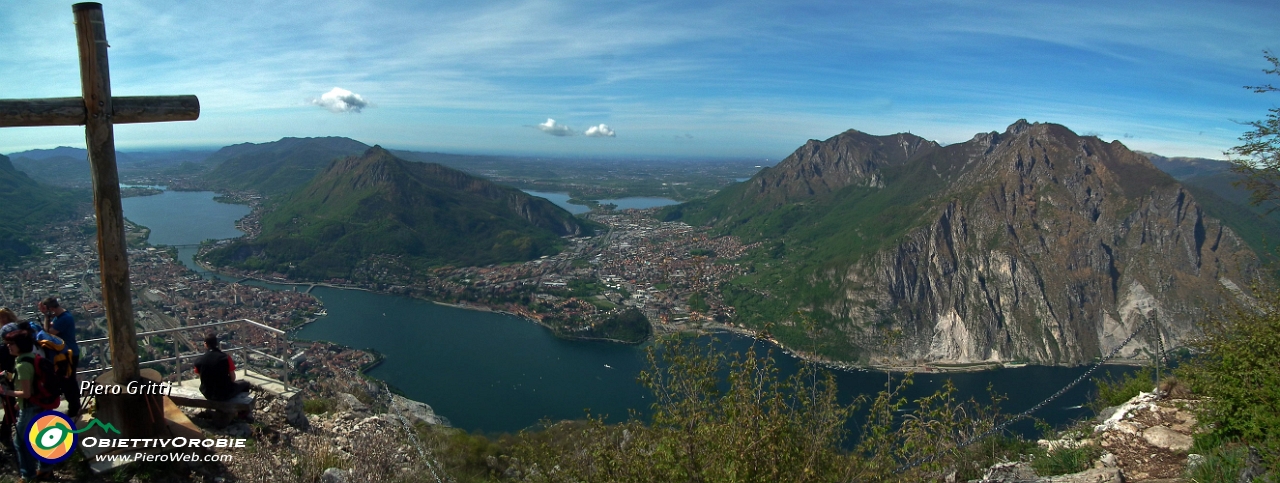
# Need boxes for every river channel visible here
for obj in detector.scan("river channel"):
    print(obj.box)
[121,189,1133,437]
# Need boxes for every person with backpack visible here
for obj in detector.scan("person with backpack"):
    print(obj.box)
[38,297,79,418]
[2,326,52,481]
[28,323,74,401]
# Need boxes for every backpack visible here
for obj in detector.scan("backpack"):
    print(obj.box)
[16,353,62,411]
[34,332,74,379]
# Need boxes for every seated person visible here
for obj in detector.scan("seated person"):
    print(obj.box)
[193,333,251,401]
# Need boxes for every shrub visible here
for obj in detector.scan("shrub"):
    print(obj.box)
[514,336,1021,482]
[1088,366,1154,413]
[303,398,334,415]
[1185,443,1250,483]
[1180,286,1280,470]
[1030,445,1102,476]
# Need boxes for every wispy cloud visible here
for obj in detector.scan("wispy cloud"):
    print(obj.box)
[534,118,575,136]
[584,124,616,137]
[311,87,369,113]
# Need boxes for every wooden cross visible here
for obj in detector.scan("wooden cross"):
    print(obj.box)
[0,3,198,388]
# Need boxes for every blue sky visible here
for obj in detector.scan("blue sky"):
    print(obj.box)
[0,0,1276,160]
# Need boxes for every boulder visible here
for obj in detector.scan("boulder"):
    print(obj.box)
[336,392,368,413]
[1142,426,1192,452]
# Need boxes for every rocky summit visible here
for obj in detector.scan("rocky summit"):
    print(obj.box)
[670,120,1264,365]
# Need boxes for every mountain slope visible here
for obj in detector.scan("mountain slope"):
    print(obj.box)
[1139,152,1280,258]
[202,137,371,196]
[667,120,1264,365]
[0,155,85,264]
[205,146,591,279]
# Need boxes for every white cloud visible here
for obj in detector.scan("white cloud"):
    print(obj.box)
[584,124,616,137]
[311,87,369,113]
[535,118,575,136]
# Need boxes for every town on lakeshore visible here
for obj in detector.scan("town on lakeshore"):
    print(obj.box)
[200,194,762,341]
[0,213,375,392]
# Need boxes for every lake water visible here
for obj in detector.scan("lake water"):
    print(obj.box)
[121,190,1133,437]
[522,191,591,215]
[523,190,679,213]
[121,190,250,273]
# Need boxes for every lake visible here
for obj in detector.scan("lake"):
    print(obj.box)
[523,190,680,213]
[121,189,1132,437]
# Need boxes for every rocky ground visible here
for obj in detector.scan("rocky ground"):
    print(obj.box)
[973,391,1201,483]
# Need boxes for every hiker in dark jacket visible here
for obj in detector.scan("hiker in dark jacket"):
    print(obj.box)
[193,333,251,401]
[38,297,79,417]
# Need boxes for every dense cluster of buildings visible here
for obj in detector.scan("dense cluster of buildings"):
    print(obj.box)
[276,208,760,337]
[0,215,371,384]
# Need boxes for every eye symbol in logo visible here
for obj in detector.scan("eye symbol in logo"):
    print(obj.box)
[27,411,76,464]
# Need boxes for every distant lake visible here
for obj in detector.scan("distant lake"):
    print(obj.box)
[522,190,590,215]
[121,190,249,274]
[523,190,679,213]
[599,196,679,210]
[123,190,1133,438]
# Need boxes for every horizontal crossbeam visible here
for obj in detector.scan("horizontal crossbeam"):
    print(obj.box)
[0,95,199,127]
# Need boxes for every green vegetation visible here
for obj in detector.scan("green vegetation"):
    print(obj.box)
[577,307,650,343]
[1228,51,1280,211]
[1185,437,1256,483]
[687,291,710,313]
[303,398,335,414]
[1087,366,1154,412]
[1180,285,1280,472]
[202,136,370,196]
[512,336,1023,482]
[1030,445,1102,476]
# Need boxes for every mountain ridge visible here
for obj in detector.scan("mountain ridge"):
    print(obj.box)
[202,137,371,196]
[667,120,1263,365]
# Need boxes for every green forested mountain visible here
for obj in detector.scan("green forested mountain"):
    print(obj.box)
[202,137,370,196]
[205,146,591,279]
[665,120,1264,365]
[0,155,85,265]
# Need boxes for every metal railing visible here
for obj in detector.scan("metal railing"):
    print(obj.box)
[77,318,291,384]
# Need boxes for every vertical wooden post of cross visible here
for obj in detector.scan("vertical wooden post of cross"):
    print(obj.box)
[73,2,142,385]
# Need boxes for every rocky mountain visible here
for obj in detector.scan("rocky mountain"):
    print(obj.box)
[205,146,591,279]
[667,120,1264,365]
[202,137,371,196]
[0,154,84,264]
[1139,151,1280,257]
